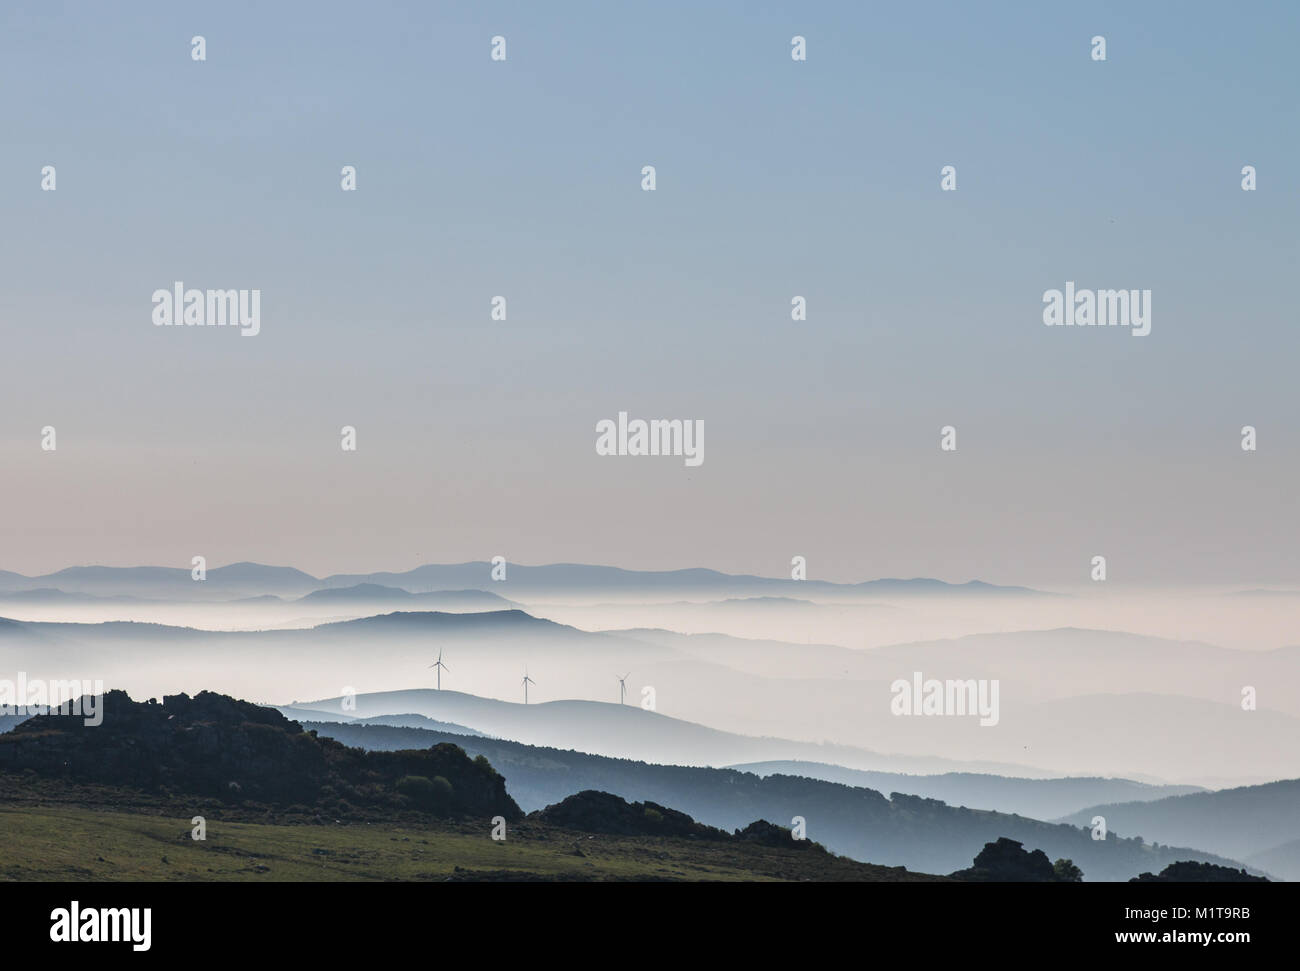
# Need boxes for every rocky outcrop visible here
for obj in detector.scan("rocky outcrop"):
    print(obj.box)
[950,837,1061,882]
[1130,861,1268,882]
[532,790,729,839]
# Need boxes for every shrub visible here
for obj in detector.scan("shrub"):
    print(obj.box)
[396,774,454,813]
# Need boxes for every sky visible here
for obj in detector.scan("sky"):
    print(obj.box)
[1,0,1296,584]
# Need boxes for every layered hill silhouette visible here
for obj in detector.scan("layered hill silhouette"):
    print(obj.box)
[301,716,1193,821]
[731,761,1200,820]
[0,686,1272,882]
[5,607,1297,782]
[272,706,484,737]
[285,688,1042,777]
[1061,778,1300,880]
[299,718,1253,881]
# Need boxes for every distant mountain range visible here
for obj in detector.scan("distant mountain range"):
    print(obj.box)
[293,585,520,609]
[0,561,1046,600]
[0,582,520,610]
[0,563,320,600]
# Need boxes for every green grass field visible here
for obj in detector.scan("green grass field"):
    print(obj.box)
[0,804,939,882]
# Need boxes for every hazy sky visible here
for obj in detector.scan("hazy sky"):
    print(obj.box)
[2,1,1296,584]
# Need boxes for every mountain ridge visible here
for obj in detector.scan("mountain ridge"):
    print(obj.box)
[0,560,1048,599]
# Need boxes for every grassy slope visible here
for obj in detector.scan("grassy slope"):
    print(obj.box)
[0,804,941,882]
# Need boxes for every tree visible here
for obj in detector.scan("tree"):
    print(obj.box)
[1053,858,1084,882]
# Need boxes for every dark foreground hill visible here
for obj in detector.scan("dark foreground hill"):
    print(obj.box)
[0,799,943,882]
[0,692,939,882]
[0,690,522,822]
[0,691,1259,883]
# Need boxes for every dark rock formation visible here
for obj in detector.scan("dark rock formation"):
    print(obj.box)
[950,837,1062,882]
[1130,861,1268,882]
[532,790,729,840]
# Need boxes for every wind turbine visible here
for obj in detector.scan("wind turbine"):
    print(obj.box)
[428,648,449,690]
[616,673,630,705]
[521,667,536,705]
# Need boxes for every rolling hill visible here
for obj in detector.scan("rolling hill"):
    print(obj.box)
[298,717,1253,881]
[284,688,1047,776]
[730,760,1201,820]
[1060,778,1300,880]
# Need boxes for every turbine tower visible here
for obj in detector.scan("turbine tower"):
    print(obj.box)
[522,667,536,705]
[616,673,629,705]
[428,648,449,691]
